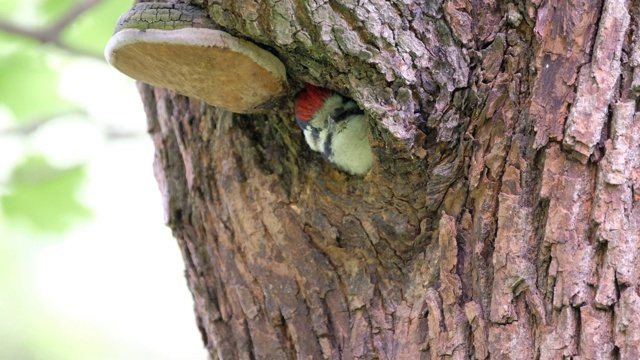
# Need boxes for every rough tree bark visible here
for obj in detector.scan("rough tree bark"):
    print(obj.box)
[138,0,640,358]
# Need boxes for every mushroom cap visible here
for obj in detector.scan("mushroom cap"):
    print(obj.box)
[105,27,288,113]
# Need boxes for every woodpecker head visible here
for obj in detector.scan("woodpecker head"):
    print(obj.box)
[295,85,364,127]
[294,84,336,127]
[293,84,373,176]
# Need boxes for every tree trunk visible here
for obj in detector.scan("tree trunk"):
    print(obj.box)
[140,0,640,358]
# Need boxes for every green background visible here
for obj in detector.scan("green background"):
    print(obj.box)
[0,1,206,359]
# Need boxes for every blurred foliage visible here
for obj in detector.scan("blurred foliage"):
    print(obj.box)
[0,0,131,233]
[0,2,206,360]
[41,0,80,22]
[0,0,135,358]
[2,155,92,233]
[0,38,77,122]
[62,0,127,54]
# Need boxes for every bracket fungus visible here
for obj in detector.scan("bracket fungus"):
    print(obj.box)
[105,3,288,113]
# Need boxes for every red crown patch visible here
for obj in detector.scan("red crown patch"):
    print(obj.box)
[294,84,334,122]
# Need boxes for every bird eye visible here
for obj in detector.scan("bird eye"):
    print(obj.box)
[331,107,346,120]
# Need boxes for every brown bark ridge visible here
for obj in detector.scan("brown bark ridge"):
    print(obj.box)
[137,0,640,358]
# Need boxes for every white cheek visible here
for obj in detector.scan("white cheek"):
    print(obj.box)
[303,129,320,152]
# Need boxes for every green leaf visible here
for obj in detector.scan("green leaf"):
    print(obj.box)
[40,0,78,23]
[2,155,92,233]
[61,0,132,55]
[0,35,77,122]
[0,0,19,17]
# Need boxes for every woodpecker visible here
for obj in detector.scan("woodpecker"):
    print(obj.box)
[294,85,373,176]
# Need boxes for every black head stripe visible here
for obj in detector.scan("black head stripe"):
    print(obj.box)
[323,131,334,159]
[312,128,321,143]
[332,106,363,122]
